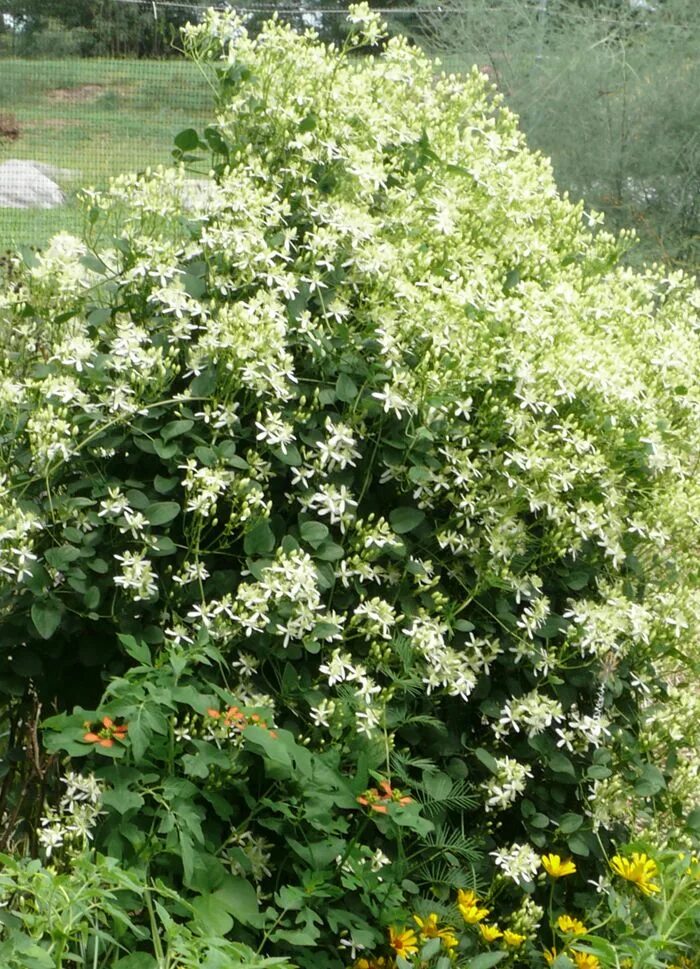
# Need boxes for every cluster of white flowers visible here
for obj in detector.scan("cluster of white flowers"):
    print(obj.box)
[490,842,541,886]
[403,613,476,701]
[494,689,564,740]
[38,771,104,859]
[483,756,533,812]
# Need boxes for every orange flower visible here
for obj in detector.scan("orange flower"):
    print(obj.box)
[357,780,412,813]
[82,715,128,748]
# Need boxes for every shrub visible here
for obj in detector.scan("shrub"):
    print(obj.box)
[0,5,699,967]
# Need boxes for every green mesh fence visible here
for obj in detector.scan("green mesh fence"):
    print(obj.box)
[0,0,697,272]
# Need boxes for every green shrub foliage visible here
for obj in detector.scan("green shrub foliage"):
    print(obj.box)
[0,6,699,967]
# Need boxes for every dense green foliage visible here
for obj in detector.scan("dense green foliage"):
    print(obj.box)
[0,6,699,968]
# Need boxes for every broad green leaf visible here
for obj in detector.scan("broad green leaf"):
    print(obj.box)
[559,812,584,834]
[389,507,425,533]
[635,763,666,796]
[244,519,275,556]
[161,419,194,442]
[214,875,261,926]
[300,520,329,548]
[191,893,234,936]
[336,372,358,402]
[174,127,201,151]
[145,501,180,526]
[31,600,62,640]
[467,953,508,969]
[117,634,151,666]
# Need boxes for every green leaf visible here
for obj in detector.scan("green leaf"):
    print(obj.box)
[145,501,180,526]
[315,541,344,561]
[586,764,612,780]
[213,875,261,926]
[300,520,329,548]
[551,957,575,969]
[567,832,591,857]
[162,419,194,442]
[31,600,62,640]
[390,507,425,534]
[113,956,158,969]
[686,807,700,834]
[420,937,441,960]
[117,634,151,666]
[154,474,179,495]
[336,372,358,402]
[244,519,275,556]
[175,128,201,152]
[475,747,499,774]
[467,953,508,969]
[87,307,112,326]
[191,893,234,936]
[44,545,81,569]
[559,812,584,834]
[635,763,666,796]
[548,751,576,777]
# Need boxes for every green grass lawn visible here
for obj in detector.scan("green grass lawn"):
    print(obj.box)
[0,58,213,248]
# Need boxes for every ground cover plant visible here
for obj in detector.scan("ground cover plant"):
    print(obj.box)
[0,5,699,968]
[0,57,211,246]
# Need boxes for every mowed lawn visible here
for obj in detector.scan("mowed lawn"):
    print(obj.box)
[0,58,212,248]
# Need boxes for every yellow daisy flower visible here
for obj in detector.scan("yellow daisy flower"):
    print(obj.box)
[388,926,419,960]
[412,913,458,949]
[572,953,600,969]
[543,949,558,966]
[439,931,459,951]
[503,929,527,947]
[557,914,588,936]
[460,902,490,924]
[413,913,441,939]
[479,924,503,943]
[541,853,577,878]
[456,888,480,908]
[610,852,660,896]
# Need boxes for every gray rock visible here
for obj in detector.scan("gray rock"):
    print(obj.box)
[0,159,67,209]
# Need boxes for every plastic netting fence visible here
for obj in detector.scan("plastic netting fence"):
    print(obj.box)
[0,0,698,270]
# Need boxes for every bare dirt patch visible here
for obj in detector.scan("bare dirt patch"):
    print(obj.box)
[0,112,21,142]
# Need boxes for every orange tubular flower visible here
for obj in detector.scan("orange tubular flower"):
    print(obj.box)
[82,715,128,748]
[357,780,412,814]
